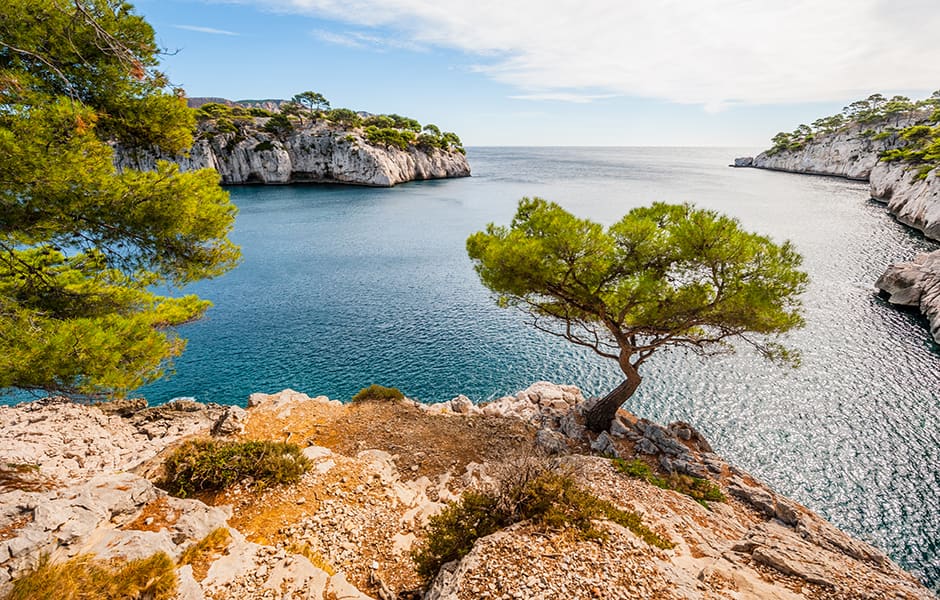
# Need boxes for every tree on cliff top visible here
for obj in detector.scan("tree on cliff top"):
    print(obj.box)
[0,0,240,396]
[467,199,808,432]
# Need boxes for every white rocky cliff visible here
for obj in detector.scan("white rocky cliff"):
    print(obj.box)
[115,119,471,187]
[736,115,940,344]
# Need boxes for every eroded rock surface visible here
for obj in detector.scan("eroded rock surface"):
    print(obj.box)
[1,383,935,599]
[876,250,940,343]
[114,120,470,187]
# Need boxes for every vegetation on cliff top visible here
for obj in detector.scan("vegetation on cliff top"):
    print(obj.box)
[0,0,240,397]
[767,91,940,155]
[193,90,465,155]
[766,90,940,179]
[467,198,808,432]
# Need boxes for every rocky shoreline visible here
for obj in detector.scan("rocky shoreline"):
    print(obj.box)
[734,123,940,344]
[114,120,471,187]
[1,384,934,599]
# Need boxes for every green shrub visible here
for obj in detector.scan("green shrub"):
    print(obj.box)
[6,552,177,600]
[160,439,311,498]
[350,384,405,403]
[263,114,293,137]
[411,468,671,584]
[254,140,275,152]
[248,107,274,117]
[612,458,725,507]
[214,118,237,134]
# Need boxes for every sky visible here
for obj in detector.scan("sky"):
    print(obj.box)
[134,0,940,146]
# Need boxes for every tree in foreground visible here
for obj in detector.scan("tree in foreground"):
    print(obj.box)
[0,0,240,396]
[467,198,808,432]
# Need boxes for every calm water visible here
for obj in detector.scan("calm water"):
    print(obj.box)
[35,148,940,585]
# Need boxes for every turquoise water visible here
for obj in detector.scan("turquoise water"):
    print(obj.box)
[24,147,940,586]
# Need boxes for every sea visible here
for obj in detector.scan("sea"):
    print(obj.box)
[21,147,940,587]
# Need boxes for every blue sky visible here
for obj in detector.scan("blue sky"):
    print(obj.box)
[134,0,940,146]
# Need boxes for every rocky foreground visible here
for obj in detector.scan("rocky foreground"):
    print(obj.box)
[734,118,940,344]
[1,384,934,599]
[114,119,471,187]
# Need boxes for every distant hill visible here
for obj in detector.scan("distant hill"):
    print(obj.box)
[186,97,290,111]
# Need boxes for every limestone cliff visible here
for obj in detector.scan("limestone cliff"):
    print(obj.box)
[738,114,940,344]
[1,384,934,599]
[114,119,471,187]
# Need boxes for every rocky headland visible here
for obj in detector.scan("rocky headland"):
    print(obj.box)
[734,103,940,343]
[1,384,934,599]
[115,110,471,188]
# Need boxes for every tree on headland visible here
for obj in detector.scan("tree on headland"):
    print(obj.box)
[0,0,240,396]
[467,199,808,432]
[292,91,330,114]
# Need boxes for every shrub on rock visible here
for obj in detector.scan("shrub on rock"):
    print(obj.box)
[160,439,310,498]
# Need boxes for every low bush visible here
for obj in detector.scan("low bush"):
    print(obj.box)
[350,384,404,403]
[411,465,671,583]
[160,439,310,498]
[6,552,177,600]
[613,458,725,506]
[254,140,275,152]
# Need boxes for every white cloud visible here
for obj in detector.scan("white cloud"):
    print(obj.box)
[242,0,940,106]
[174,24,239,35]
[509,93,618,104]
[313,29,425,52]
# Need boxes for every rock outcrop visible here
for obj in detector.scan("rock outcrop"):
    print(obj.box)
[114,120,471,187]
[876,251,940,343]
[1,384,934,599]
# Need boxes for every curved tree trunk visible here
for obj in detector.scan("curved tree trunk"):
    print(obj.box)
[584,366,642,433]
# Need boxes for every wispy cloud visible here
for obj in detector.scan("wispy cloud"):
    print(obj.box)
[174,24,239,36]
[240,0,940,108]
[510,93,618,104]
[312,29,424,52]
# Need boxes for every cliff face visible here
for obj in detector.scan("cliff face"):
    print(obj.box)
[115,120,471,187]
[870,161,940,241]
[742,118,940,344]
[1,384,935,600]
[751,122,886,180]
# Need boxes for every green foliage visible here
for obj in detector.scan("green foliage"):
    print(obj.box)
[160,439,311,498]
[263,113,293,137]
[880,115,940,178]
[386,113,422,132]
[467,199,807,427]
[364,126,414,150]
[612,459,725,507]
[0,0,240,397]
[6,552,177,600]
[248,107,274,117]
[363,115,395,128]
[351,384,405,403]
[254,140,275,152]
[411,469,671,583]
[325,108,362,127]
[292,90,330,112]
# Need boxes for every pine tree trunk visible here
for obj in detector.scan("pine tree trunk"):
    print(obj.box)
[584,368,642,433]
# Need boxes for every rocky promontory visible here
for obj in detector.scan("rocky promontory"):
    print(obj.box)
[1,384,934,599]
[735,99,940,343]
[115,110,471,187]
